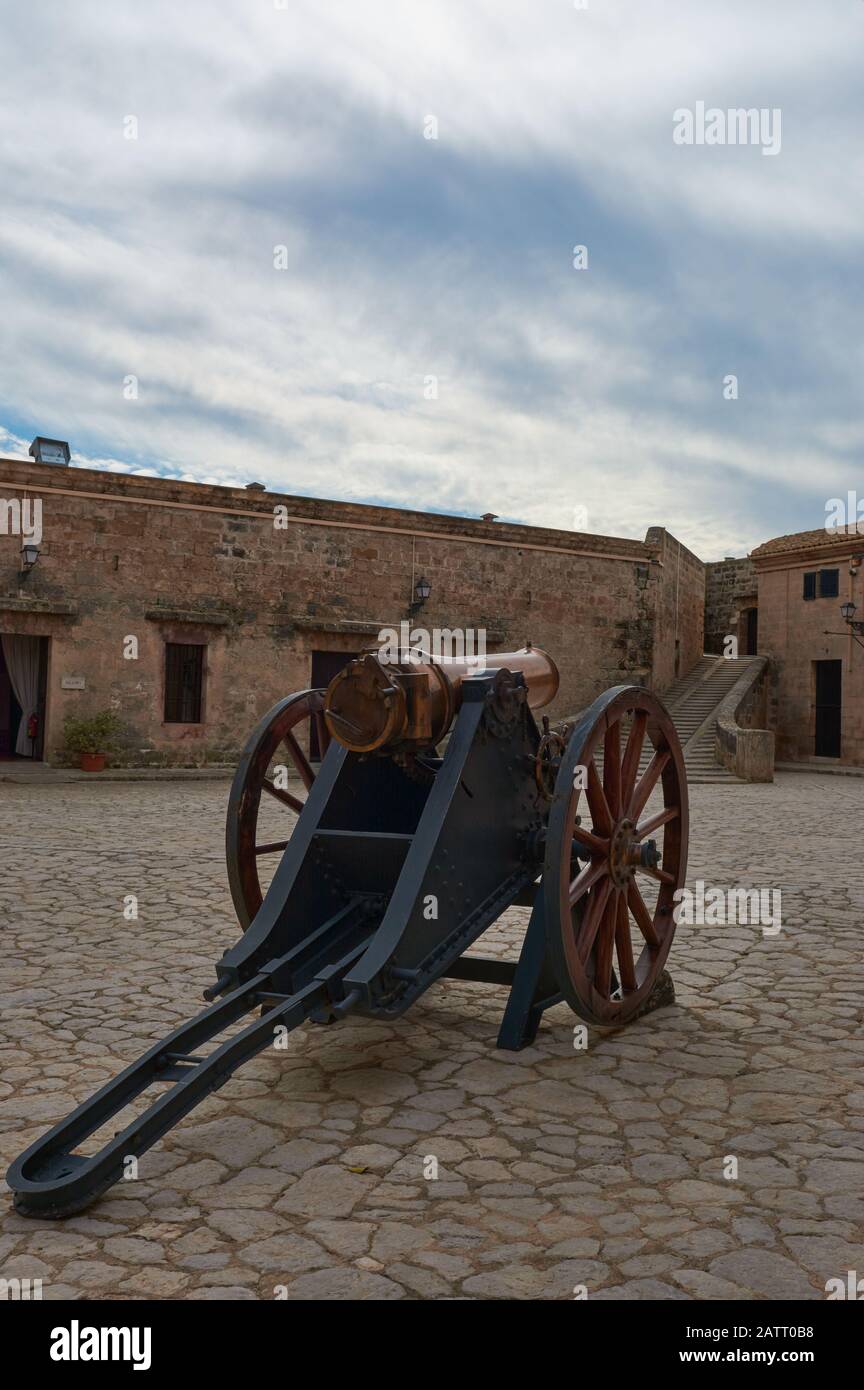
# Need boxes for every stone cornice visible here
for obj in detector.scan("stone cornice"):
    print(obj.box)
[0,595,77,616]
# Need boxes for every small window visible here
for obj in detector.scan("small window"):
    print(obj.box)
[819,568,839,598]
[164,643,205,723]
[803,572,816,600]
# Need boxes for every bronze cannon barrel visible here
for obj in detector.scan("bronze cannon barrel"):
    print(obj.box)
[323,645,559,753]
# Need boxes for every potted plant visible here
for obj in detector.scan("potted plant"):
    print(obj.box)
[62,710,122,772]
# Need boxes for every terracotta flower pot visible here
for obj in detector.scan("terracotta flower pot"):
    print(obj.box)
[79,752,106,773]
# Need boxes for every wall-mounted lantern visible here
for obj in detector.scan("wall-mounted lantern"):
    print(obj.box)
[839,601,864,636]
[409,575,431,616]
[826,600,864,650]
[19,542,40,576]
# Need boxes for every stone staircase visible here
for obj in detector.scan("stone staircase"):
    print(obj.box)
[659,654,762,784]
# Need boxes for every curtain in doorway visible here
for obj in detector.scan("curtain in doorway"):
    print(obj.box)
[1,634,40,756]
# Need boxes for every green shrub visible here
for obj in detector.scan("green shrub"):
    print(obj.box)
[62,710,122,756]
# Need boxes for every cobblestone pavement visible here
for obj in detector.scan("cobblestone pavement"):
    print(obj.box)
[1,772,863,1301]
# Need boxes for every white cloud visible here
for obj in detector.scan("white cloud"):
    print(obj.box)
[0,0,861,563]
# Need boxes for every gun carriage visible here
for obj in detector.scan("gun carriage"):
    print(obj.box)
[8,644,687,1216]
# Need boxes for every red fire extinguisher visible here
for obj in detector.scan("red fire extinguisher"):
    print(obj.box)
[27,713,38,743]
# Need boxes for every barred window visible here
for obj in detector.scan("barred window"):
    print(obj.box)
[803,572,816,600]
[164,643,205,723]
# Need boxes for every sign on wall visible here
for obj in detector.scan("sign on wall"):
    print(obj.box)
[60,675,86,690]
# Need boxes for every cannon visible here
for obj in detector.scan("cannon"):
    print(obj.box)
[7,645,688,1217]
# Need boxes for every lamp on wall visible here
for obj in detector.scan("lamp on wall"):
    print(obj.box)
[827,600,864,650]
[839,601,864,636]
[19,542,40,576]
[409,575,431,617]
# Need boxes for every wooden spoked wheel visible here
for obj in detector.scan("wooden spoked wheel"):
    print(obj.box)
[543,685,688,1026]
[226,689,330,930]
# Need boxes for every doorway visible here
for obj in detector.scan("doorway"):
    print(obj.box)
[743,607,758,655]
[814,659,842,758]
[310,649,357,759]
[0,634,49,759]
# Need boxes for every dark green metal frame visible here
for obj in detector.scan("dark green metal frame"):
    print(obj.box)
[7,671,568,1218]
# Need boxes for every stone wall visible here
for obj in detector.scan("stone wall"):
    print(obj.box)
[715,657,775,782]
[645,528,705,688]
[0,459,706,765]
[704,556,757,655]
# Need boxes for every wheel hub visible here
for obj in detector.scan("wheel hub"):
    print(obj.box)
[608,818,636,888]
[608,821,662,888]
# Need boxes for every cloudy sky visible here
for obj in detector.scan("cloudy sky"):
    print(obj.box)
[0,1,861,559]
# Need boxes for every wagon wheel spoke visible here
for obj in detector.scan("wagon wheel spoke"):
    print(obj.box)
[568,855,608,907]
[572,826,610,857]
[592,889,618,997]
[628,747,671,822]
[254,839,291,856]
[620,710,647,809]
[626,880,661,949]
[284,732,315,791]
[637,864,675,886]
[577,875,614,964]
[261,778,304,814]
[635,805,679,839]
[586,759,613,837]
[602,719,622,820]
[614,889,637,993]
[313,710,331,758]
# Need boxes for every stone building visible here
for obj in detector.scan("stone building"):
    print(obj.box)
[704,556,757,656]
[0,451,704,766]
[751,527,864,766]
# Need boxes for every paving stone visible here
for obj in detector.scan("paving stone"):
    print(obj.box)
[274,1166,377,1218]
[237,1233,331,1274]
[805,1159,864,1194]
[709,1249,821,1300]
[462,1264,551,1298]
[189,1287,258,1300]
[102,1237,166,1265]
[119,1268,190,1296]
[666,1180,745,1207]
[279,1267,405,1299]
[593,1279,691,1300]
[631,1153,692,1182]
[672,1268,749,1299]
[732,1215,776,1246]
[306,1220,373,1259]
[329,1070,418,1105]
[259,1139,341,1173]
[172,1116,282,1168]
